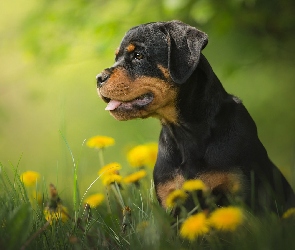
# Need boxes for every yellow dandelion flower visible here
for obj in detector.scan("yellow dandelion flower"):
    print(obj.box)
[102,174,122,186]
[123,170,147,184]
[145,143,158,167]
[98,162,121,176]
[86,135,115,149]
[180,212,210,241]
[127,143,158,168]
[84,193,105,208]
[166,189,187,208]
[20,171,40,187]
[44,205,69,224]
[282,208,295,219]
[208,206,244,231]
[182,179,208,192]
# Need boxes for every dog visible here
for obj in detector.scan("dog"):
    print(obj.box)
[96,20,294,213]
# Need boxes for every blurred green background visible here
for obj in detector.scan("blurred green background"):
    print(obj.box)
[1,0,295,192]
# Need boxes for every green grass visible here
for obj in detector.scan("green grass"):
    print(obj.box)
[1,146,295,250]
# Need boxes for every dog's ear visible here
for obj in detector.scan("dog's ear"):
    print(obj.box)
[160,20,208,84]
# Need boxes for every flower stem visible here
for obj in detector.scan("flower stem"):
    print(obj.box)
[21,220,51,250]
[111,183,125,209]
[98,149,105,167]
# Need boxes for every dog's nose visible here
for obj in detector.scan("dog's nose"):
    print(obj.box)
[96,70,110,88]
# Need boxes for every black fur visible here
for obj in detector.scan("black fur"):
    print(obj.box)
[154,53,294,212]
[97,20,294,213]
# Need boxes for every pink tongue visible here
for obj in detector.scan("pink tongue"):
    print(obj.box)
[105,100,122,111]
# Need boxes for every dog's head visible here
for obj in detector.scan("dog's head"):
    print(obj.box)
[96,20,208,123]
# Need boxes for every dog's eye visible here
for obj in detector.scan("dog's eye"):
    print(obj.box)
[133,52,144,60]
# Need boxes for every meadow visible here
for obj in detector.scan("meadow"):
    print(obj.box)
[1,0,295,249]
[1,136,295,249]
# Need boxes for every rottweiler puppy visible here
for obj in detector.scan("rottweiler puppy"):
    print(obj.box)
[96,20,294,213]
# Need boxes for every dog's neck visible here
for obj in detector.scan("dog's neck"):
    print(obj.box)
[159,54,232,169]
[177,54,228,123]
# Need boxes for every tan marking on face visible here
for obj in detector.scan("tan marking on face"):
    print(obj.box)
[198,170,245,195]
[99,67,179,123]
[157,64,171,80]
[156,174,185,208]
[126,44,135,53]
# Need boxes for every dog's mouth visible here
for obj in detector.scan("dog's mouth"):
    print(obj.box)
[103,93,154,111]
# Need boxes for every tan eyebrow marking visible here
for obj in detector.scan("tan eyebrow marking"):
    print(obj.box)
[126,44,135,53]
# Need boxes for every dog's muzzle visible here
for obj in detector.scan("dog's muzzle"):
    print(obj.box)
[96,69,111,88]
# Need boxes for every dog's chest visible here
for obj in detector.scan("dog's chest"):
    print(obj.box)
[153,127,246,208]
